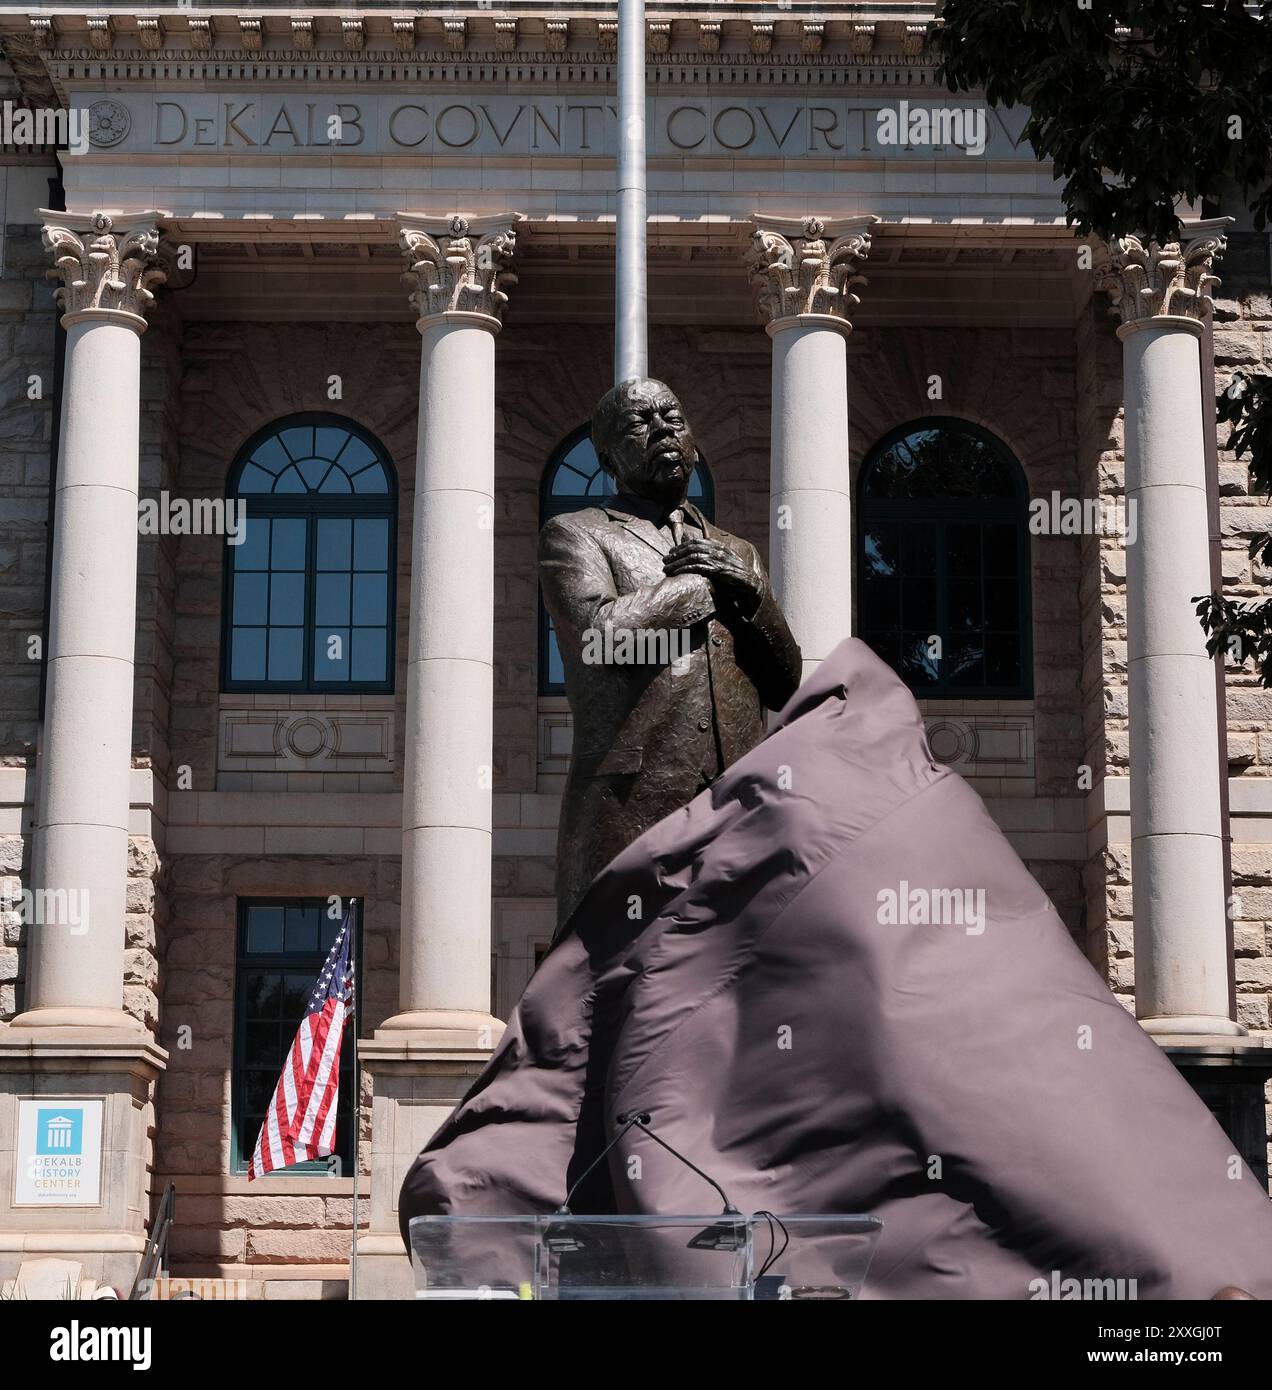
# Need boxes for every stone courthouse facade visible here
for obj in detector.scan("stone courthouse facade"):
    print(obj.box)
[0,1,1270,1298]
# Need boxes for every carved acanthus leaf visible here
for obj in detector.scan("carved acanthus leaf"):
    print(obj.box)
[749,216,873,324]
[1096,226,1229,325]
[399,215,519,324]
[42,212,166,322]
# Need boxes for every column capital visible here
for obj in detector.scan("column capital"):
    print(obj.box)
[1095,217,1233,331]
[748,213,877,333]
[39,209,166,332]
[397,212,521,332]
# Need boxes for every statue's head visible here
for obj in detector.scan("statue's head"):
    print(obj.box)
[591,378,697,507]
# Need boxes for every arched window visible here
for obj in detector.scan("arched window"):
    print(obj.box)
[222,413,397,692]
[858,418,1032,698]
[538,424,715,695]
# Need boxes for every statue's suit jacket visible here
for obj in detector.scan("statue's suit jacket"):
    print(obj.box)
[538,496,801,927]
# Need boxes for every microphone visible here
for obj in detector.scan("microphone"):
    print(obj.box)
[545,1110,744,1253]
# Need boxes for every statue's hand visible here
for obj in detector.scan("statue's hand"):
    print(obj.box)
[664,540,763,616]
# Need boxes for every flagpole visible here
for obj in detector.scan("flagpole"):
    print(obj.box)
[615,0,647,384]
[349,898,360,1302]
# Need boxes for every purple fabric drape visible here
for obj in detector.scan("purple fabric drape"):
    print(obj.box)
[400,639,1272,1298]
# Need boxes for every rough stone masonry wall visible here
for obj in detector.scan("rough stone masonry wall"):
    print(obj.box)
[124,301,185,1036]
[1211,231,1272,1062]
[1075,295,1133,996]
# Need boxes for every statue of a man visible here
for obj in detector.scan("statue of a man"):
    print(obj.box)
[539,378,802,928]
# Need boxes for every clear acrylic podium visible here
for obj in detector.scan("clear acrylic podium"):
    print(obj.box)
[408,1213,883,1300]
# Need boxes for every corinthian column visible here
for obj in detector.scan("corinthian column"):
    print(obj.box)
[380,214,519,1047]
[10,211,164,1032]
[1096,219,1241,1037]
[750,215,875,682]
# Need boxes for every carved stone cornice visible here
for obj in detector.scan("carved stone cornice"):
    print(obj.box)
[40,209,166,331]
[85,16,111,51]
[1095,218,1232,330]
[749,214,876,332]
[398,214,520,330]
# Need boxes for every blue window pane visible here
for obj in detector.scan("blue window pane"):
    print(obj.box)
[236,462,275,494]
[267,628,303,681]
[271,518,306,570]
[317,518,352,571]
[547,625,565,687]
[354,518,390,570]
[315,427,350,461]
[316,573,351,625]
[315,628,351,681]
[352,573,387,625]
[297,457,332,490]
[251,437,291,475]
[233,572,268,625]
[341,437,377,469]
[320,469,353,495]
[351,628,387,681]
[231,627,266,681]
[270,572,304,625]
[284,905,319,954]
[235,517,270,570]
[273,466,307,494]
[245,905,284,954]
[351,464,388,494]
[280,426,314,461]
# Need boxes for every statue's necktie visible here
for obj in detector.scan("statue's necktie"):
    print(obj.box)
[666,507,685,547]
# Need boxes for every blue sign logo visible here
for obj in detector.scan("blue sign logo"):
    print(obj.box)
[36,1108,82,1156]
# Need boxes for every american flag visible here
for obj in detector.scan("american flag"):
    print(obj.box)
[248,905,356,1179]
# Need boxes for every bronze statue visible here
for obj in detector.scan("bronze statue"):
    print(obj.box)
[539,378,802,928]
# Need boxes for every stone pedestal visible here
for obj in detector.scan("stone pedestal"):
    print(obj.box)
[0,1029,167,1293]
[352,1037,489,1300]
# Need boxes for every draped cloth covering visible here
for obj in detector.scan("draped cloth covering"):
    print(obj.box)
[400,639,1272,1299]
